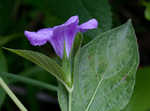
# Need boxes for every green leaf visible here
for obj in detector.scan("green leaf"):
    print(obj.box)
[123,67,150,111]
[0,50,8,108]
[3,48,69,88]
[58,20,139,111]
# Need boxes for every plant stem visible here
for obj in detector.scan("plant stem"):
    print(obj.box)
[68,91,72,111]
[0,77,27,111]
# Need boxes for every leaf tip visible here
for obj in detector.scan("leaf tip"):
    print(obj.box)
[127,19,132,23]
[126,19,132,27]
[2,47,8,50]
[2,47,17,54]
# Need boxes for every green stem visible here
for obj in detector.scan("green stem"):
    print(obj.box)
[0,77,27,111]
[68,91,72,111]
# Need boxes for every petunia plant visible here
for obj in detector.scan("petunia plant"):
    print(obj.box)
[4,15,139,111]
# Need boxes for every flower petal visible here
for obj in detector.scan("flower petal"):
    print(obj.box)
[49,16,79,58]
[24,28,52,46]
[64,23,79,57]
[48,28,65,58]
[79,19,98,32]
[65,16,79,25]
[24,16,99,59]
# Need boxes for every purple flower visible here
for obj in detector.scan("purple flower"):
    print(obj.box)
[24,16,98,58]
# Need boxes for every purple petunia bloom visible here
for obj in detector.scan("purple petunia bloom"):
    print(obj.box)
[24,16,98,58]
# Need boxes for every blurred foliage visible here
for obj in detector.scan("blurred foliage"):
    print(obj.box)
[0,0,149,110]
[141,0,150,21]
[0,50,7,108]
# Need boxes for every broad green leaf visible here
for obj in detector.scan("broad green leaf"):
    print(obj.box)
[123,67,150,111]
[58,20,139,111]
[4,48,69,88]
[0,50,8,108]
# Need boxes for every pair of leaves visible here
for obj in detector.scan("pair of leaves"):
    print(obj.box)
[5,20,139,111]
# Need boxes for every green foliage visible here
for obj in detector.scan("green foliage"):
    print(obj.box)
[141,0,150,21]
[3,48,70,87]
[0,0,142,110]
[123,67,150,111]
[0,50,7,108]
[0,72,57,92]
[145,6,150,21]
[0,87,5,107]
[58,20,139,111]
